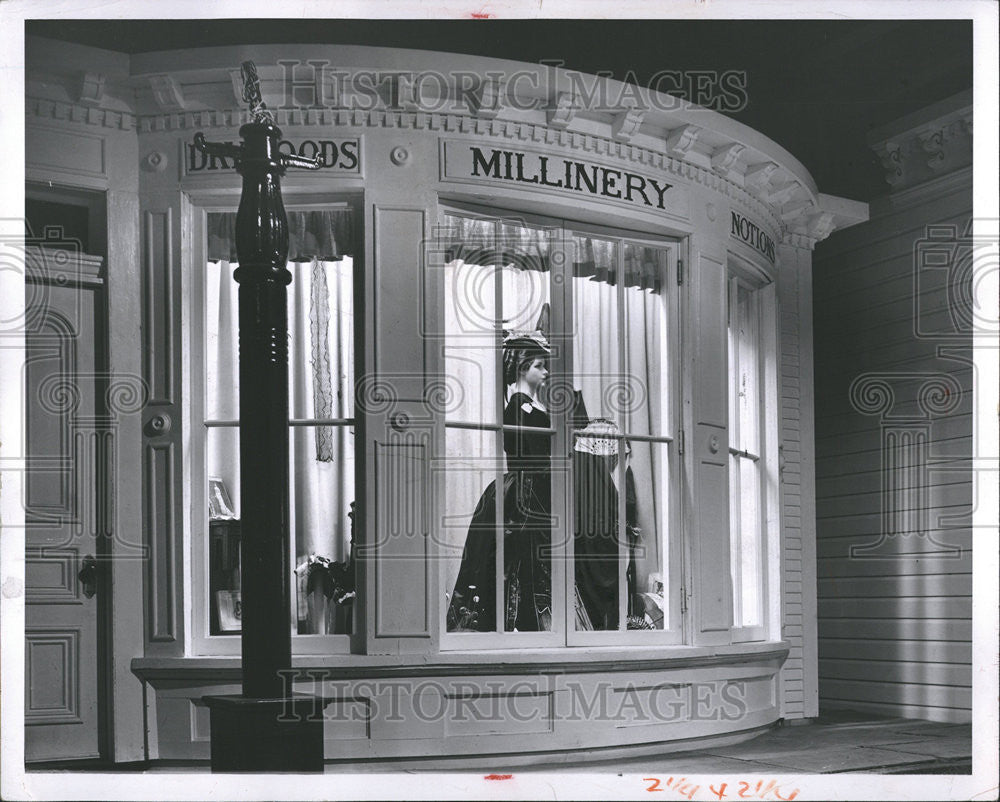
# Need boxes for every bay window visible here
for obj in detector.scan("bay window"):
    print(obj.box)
[188,198,778,655]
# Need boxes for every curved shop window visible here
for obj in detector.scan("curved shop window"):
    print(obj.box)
[437,205,683,648]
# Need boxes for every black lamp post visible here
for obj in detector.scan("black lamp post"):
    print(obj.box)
[196,62,328,773]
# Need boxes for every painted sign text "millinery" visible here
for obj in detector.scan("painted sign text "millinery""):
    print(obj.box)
[186,139,360,172]
[468,146,674,210]
[730,210,776,264]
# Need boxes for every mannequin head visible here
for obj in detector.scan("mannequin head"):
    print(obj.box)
[502,333,550,395]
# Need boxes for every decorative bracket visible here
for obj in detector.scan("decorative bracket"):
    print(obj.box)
[916,128,946,170]
[611,107,645,143]
[472,77,505,119]
[78,71,105,106]
[546,92,578,130]
[766,179,802,207]
[664,124,701,159]
[805,211,837,241]
[396,73,421,111]
[744,161,779,196]
[781,198,811,223]
[872,141,905,187]
[710,142,746,178]
[148,74,186,113]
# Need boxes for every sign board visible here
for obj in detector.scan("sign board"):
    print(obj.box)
[182,137,362,176]
[440,139,687,217]
[730,210,776,264]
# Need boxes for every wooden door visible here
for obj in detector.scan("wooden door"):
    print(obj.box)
[23,246,105,762]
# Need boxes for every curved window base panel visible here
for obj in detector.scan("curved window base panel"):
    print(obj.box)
[137,650,786,764]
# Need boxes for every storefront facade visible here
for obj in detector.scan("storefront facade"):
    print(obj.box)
[23,38,867,765]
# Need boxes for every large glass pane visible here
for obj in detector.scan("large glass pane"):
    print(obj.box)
[291,425,356,635]
[572,234,620,423]
[737,457,763,627]
[728,279,764,631]
[206,425,241,635]
[572,431,623,631]
[205,259,239,421]
[573,432,670,632]
[445,419,555,634]
[623,439,671,631]
[444,427,501,633]
[442,214,498,425]
[440,412,552,632]
[734,283,760,456]
[622,243,670,437]
[499,220,551,334]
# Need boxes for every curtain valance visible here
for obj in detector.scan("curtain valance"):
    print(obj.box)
[572,237,664,294]
[440,215,552,273]
[440,215,663,293]
[207,209,355,263]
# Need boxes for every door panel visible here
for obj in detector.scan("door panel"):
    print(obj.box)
[24,251,103,762]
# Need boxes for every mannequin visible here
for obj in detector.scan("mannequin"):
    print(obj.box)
[447,331,553,632]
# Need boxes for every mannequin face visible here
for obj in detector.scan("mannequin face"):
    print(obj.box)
[520,357,548,393]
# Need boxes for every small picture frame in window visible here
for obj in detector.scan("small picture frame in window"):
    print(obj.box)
[208,476,237,520]
[216,590,242,632]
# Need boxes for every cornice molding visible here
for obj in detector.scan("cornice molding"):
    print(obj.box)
[25,96,858,245]
[868,95,972,192]
[27,96,135,131]
[137,105,793,237]
[876,164,973,215]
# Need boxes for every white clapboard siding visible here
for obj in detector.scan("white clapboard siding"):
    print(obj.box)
[818,637,971,664]
[812,167,972,725]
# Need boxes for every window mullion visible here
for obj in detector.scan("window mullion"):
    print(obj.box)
[616,240,628,631]
[558,226,574,641]
[493,220,505,632]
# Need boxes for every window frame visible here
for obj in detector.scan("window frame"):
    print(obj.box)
[726,254,780,644]
[436,202,684,649]
[186,191,363,657]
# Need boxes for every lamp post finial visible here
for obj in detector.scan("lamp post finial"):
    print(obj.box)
[240,60,274,125]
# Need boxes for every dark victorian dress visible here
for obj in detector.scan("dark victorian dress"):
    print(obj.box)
[447,392,552,632]
[573,451,639,630]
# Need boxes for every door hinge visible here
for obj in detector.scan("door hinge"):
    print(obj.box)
[677,429,685,455]
[680,586,688,614]
[677,259,684,285]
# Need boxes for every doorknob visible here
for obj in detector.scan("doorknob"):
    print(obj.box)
[78,555,98,599]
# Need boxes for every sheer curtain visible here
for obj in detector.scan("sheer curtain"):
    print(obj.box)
[205,210,355,626]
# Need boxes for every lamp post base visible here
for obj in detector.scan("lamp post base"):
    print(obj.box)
[203,694,328,772]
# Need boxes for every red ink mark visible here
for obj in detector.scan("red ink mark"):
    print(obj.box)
[644,777,663,792]
[484,774,512,780]
[470,10,493,17]
[709,783,728,800]
[738,781,753,798]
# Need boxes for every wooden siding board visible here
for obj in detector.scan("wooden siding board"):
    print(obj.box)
[813,168,972,723]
